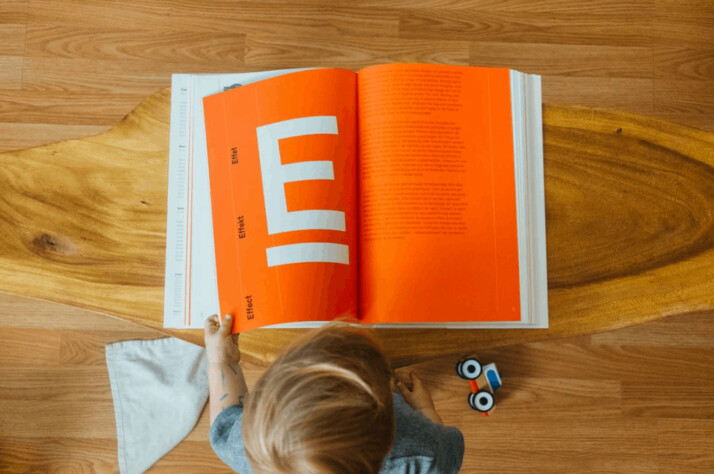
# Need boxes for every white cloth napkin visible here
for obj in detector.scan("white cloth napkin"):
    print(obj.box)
[105,337,208,474]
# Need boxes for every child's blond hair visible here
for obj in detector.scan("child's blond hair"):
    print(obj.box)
[242,321,395,473]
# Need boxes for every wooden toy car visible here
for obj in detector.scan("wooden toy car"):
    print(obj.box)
[456,357,502,416]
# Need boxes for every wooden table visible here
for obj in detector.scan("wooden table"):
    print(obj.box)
[0,88,712,367]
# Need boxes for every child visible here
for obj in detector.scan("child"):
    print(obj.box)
[205,314,464,473]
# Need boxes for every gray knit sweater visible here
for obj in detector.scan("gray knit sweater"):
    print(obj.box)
[210,391,465,473]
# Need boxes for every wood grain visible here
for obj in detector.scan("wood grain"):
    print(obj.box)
[0,437,119,473]
[398,9,654,46]
[469,42,653,78]
[656,46,714,81]
[1,0,712,153]
[1,293,713,473]
[0,89,712,367]
[0,55,22,89]
[1,0,713,471]
[657,420,714,473]
[0,123,108,152]
[25,24,247,66]
[245,34,470,68]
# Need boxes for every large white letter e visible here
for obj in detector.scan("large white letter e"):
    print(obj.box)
[256,116,348,266]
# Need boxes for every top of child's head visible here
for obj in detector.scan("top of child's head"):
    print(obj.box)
[242,319,395,474]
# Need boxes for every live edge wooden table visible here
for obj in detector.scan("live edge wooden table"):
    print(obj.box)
[1,88,712,367]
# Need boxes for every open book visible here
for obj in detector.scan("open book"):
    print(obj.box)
[164,64,547,333]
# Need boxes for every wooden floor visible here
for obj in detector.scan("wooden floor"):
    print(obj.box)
[1,0,713,155]
[2,292,713,473]
[1,0,713,472]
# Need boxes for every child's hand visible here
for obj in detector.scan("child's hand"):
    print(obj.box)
[395,371,444,424]
[204,314,240,364]
[395,371,435,412]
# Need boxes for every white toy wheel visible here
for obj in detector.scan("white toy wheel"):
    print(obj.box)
[457,358,482,380]
[469,390,494,412]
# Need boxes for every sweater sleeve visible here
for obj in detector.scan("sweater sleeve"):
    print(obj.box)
[380,393,465,474]
[209,404,253,473]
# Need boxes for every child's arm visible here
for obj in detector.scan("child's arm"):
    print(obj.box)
[395,371,444,425]
[205,314,248,425]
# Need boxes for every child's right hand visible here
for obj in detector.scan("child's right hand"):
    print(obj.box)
[204,314,241,364]
[395,371,444,424]
[395,371,436,413]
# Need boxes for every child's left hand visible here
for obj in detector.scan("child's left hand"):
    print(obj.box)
[204,314,241,364]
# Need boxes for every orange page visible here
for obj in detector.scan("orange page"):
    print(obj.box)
[357,63,521,324]
[203,69,358,333]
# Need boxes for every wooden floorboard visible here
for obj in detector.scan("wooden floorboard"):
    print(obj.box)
[1,0,713,471]
[0,0,712,152]
[1,291,713,472]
